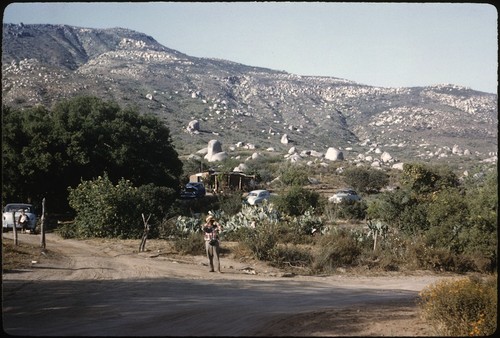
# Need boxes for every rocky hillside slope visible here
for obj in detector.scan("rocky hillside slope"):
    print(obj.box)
[2,23,497,166]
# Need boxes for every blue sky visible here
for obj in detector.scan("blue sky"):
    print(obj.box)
[3,2,498,93]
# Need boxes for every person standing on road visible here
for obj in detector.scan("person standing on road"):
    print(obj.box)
[18,209,30,233]
[202,215,223,273]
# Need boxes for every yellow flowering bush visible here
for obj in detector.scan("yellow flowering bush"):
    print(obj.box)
[418,275,497,336]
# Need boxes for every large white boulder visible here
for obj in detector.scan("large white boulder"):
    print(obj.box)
[204,139,227,162]
[187,120,200,133]
[325,147,344,161]
[380,151,393,163]
[208,152,228,162]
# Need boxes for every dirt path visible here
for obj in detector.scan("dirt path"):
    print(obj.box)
[2,232,454,336]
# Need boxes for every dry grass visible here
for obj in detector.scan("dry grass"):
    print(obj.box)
[2,236,49,271]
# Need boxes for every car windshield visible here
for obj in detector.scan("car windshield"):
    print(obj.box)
[5,205,32,213]
[337,190,356,195]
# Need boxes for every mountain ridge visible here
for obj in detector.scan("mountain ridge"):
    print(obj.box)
[2,23,497,166]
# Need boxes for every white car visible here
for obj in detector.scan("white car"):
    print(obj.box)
[2,203,37,233]
[245,190,271,206]
[328,189,361,204]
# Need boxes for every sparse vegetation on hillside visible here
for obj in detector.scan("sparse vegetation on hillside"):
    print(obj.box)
[2,23,497,162]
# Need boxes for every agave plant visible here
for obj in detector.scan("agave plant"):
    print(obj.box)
[175,216,202,236]
[366,219,389,251]
[290,207,325,235]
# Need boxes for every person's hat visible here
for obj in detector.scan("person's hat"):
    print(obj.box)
[206,215,214,222]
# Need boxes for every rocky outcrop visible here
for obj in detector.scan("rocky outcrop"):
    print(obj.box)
[325,147,344,161]
[204,139,228,162]
[187,120,200,134]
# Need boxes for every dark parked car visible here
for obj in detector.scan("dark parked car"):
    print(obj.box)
[180,182,206,199]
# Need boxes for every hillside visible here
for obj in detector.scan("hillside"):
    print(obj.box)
[2,23,497,167]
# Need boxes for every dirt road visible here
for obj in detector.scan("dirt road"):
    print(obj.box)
[2,232,453,336]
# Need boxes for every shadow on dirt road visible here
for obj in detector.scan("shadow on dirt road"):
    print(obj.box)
[3,276,419,336]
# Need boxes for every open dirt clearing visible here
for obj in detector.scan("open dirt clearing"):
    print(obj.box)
[2,232,456,336]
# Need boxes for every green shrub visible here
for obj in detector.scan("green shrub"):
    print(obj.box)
[176,195,219,217]
[312,230,362,273]
[216,191,243,215]
[401,162,459,194]
[274,186,322,216]
[343,166,389,193]
[419,275,497,336]
[174,232,205,255]
[56,222,78,239]
[276,209,325,244]
[277,163,310,186]
[238,222,279,261]
[413,246,477,273]
[332,200,367,220]
[155,217,177,239]
[67,173,176,239]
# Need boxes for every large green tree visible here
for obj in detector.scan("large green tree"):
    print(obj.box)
[2,96,183,211]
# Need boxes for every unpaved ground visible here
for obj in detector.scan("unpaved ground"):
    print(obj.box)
[2,232,456,336]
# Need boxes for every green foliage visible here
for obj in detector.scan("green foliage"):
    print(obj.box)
[238,222,279,261]
[216,191,243,215]
[367,189,430,235]
[274,186,322,216]
[425,187,469,252]
[412,245,478,273]
[180,158,205,184]
[401,162,459,194]
[173,215,203,238]
[330,200,367,220]
[2,96,183,211]
[277,163,310,186]
[367,165,497,271]
[290,208,326,236]
[343,166,389,193]
[462,170,498,263]
[312,229,362,273]
[222,203,281,240]
[67,174,176,239]
[241,153,283,186]
[173,232,205,255]
[419,276,497,336]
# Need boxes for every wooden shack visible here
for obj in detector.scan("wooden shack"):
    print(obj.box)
[189,170,257,193]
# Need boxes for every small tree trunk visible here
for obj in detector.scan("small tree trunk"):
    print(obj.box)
[139,213,151,252]
[12,211,18,246]
[40,198,46,249]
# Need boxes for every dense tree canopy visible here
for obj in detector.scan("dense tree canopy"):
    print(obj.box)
[2,96,183,212]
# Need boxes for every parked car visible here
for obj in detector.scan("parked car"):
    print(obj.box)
[2,203,37,233]
[245,190,271,205]
[328,189,361,204]
[180,182,206,199]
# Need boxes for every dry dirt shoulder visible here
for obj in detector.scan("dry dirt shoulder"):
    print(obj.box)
[3,232,454,336]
